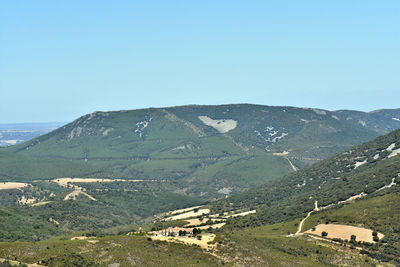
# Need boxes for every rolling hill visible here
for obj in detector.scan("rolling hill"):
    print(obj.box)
[1,109,400,266]
[0,104,399,238]
[211,128,400,264]
[212,128,400,225]
[2,104,400,197]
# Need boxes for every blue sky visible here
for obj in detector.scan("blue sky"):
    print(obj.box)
[1,1,399,123]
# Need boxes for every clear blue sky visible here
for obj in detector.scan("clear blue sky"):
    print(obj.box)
[1,1,399,123]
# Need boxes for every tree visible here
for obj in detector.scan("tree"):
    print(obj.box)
[350,235,356,243]
[193,228,201,235]
[321,231,328,237]
[178,230,187,236]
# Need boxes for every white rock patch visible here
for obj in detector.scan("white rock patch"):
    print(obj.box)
[313,109,326,115]
[377,178,397,191]
[135,117,152,137]
[386,143,396,152]
[373,154,380,160]
[388,148,400,158]
[358,120,367,127]
[198,116,237,133]
[331,115,340,120]
[354,159,367,169]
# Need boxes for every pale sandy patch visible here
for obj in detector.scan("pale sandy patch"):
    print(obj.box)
[30,201,52,207]
[71,236,97,241]
[0,182,29,190]
[388,148,400,158]
[19,195,36,204]
[304,224,384,243]
[167,205,202,216]
[208,212,229,218]
[386,143,396,152]
[64,190,97,201]
[354,159,367,169]
[313,109,327,115]
[184,218,209,226]
[49,217,59,225]
[0,258,44,267]
[53,178,145,187]
[151,233,216,250]
[54,178,152,201]
[272,151,289,156]
[198,116,237,133]
[164,209,210,221]
[223,210,256,218]
[338,192,367,204]
[197,223,226,230]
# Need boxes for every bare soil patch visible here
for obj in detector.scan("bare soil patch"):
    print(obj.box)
[198,116,237,133]
[151,233,216,250]
[0,182,29,190]
[164,209,210,221]
[167,205,202,216]
[304,224,384,243]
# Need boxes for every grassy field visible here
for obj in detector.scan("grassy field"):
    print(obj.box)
[303,192,400,263]
[214,220,374,266]
[0,234,225,267]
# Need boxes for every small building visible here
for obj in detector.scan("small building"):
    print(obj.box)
[152,227,194,237]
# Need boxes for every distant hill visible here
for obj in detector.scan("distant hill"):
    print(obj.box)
[1,106,400,266]
[0,122,65,147]
[2,104,400,198]
[211,128,400,264]
[213,128,400,226]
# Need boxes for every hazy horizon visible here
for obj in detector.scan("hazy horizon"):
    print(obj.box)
[1,103,400,124]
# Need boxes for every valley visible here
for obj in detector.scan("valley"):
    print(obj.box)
[1,104,400,266]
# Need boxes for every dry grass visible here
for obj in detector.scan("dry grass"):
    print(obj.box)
[164,209,210,221]
[52,177,145,187]
[304,224,384,243]
[167,205,202,216]
[151,233,216,250]
[0,257,44,267]
[30,201,53,207]
[197,223,226,230]
[0,182,29,190]
[223,210,256,218]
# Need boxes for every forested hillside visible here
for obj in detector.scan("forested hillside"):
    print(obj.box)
[213,129,400,227]
[2,104,400,198]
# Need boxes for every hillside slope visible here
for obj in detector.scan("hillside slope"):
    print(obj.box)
[209,129,400,265]
[213,129,400,226]
[2,104,400,197]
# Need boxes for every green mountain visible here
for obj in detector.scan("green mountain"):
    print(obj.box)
[0,104,399,236]
[2,104,400,195]
[213,128,400,224]
[1,110,400,266]
[211,128,400,264]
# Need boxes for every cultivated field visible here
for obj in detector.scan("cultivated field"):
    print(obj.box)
[164,209,210,221]
[304,224,384,243]
[151,233,216,250]
[0,182,29,190]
